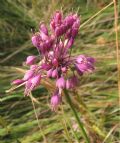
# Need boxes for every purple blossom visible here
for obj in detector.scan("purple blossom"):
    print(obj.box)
[47,69,53,77]
[52,69,58,78]
[12,79,24,85]
[66,76,78,89]
[64,15,75,27]
[24,75,41,96]
[61,67,67,73]
[11,11,95,111]
[56,77,66,89]
[66,37,74,49]
[50,91,61,111]
[25,56,36,65]
[31,75,41,87]
[41,63,51,71]
[66,79,71,89]
[31,34,41,48]
[52,59,58,67]
[23,70,34,81]
[75,55,95,74]
[40,23,48,35]
[30,64,38,70]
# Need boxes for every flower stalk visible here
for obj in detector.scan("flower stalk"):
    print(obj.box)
[64,89,90,143]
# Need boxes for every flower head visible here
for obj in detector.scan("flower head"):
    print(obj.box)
[11,11,95,111]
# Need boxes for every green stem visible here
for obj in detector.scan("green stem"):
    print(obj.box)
[64,89,90,143]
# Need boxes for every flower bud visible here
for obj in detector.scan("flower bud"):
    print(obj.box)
[54,11,62,24]
[40,23,48,35]
[52,69,58,78]
[76,55,85,63]
[75,63,87,73]
[41,63,51,70]
[55,27,62,37]
[25,56,36,65]
[50,21,55,31]
[11,79,24,85]
[40,31,48,41]
[59,24,67,35]
[30,64,38,70]
[47,69,53,77]
[71,18,80,38]
[66,76,78,89]
[56,77,66,89]
[64,15,74,27]
[73,18,80,28]
[66,79,71,89]
[87,57,95,64]
[62,67,67,73]
[45,39,53,50]
[75,55,95,74]
[50,92,61,111]
[23,70,34,81]
[65,29,72,39]
[66,38,74,49]
[52,58,58,67]
[39,42,44,53]
[71,28,78,38]
[31,35,40,47]
[31,75,41,87]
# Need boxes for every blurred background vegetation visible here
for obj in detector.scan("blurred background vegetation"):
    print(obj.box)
[0,0,119,143]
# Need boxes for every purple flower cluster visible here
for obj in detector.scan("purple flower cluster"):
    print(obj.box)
[12,11,95,111]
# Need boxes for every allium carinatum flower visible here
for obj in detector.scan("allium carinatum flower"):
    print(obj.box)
[11,11,95,111]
